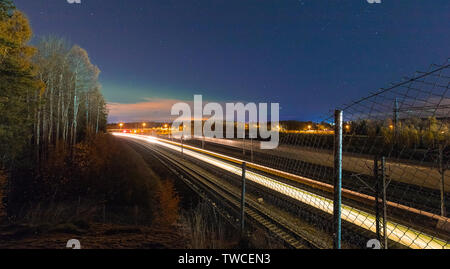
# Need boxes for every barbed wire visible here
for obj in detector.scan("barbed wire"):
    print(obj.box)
[260,59,450,248]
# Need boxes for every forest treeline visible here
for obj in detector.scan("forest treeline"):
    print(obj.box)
[1,0,107,169]
[350,117,449,149]
[1,1,179,227]
[276,116,449,163]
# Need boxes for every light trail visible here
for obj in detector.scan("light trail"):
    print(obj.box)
[113,133,449,249]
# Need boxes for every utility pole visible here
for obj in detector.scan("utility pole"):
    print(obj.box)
[333,110,343,249]
[241,162,246,235]
[439,144,447,217]
[381,156,388,249]
[393,98,399,136]
[374,156,381,243]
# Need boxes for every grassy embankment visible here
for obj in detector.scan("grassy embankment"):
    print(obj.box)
[0,134,285,249]
[0,134,182,248]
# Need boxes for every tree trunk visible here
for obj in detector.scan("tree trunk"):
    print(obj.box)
[48,77,54,144]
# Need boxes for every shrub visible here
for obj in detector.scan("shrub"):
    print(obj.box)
[155,179,180,226]
[6,134,172,226]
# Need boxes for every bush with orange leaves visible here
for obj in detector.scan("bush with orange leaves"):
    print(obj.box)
[155,179,180,227]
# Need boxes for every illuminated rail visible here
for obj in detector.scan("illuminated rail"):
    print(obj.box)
[113,133,449,249]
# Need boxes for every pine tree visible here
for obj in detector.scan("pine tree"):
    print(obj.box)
[0,1,42,168]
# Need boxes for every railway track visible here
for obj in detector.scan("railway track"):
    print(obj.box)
[125,138,327,249]
[114,133,450,249]
[180,137,449,220]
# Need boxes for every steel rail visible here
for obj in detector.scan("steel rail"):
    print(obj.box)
[127,137,312,249]
[160,136,450,224]
[113,133,450,249]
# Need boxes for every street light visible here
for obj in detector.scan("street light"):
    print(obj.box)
[119,123,124,130]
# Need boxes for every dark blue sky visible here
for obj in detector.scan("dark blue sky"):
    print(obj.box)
[13,0,450,122]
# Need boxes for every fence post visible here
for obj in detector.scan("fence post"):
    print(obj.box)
[381,156,388,249]
[439,144,446,217]
[374,156,381,243]
[334,110,343,249]
[241,162,246,236]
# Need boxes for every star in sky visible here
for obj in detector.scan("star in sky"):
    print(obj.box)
[12,0,450,122]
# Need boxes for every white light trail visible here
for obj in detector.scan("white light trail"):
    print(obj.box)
[113,133,449,249]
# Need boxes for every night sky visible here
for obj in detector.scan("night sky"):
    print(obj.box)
[13,0,450,122]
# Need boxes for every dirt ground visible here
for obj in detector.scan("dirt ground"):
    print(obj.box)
[0,222,187,249]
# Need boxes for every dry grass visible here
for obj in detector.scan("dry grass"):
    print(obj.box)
[179,202,239,249]
[178,201,287,249]
[248,227,287,249]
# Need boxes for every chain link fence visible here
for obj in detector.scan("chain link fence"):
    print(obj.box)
[175,59,450,249]
[116,59,450,249]
[252,59,450,249]
[328,59,450,248]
